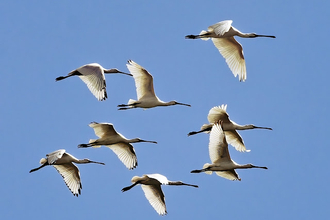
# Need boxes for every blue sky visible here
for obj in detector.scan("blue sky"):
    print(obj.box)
[1,1,329,219]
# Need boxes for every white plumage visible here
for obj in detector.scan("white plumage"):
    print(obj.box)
[78,122,157,170]
[185,20,275,81]
[122,174,198,215]
[29,149,105,196]
[188,104,272,152]
[191,121,268,181]
[117,60,191,109]
[56,63,131,101]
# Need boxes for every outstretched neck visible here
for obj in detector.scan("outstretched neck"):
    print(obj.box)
[237,164,268,169]
[237,32,276,38]
[234,124,272,130]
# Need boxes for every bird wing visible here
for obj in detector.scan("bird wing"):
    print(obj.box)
[141,184,167,216]
[212,37,246,82]
[208,20,233,36]
[53,163,82,196]
[209,123,231,164]
[146,174,168,185]
[207,105,230,123]
[126,60,155,100]
[107,143,137,170]
[215,170,241,181]
[46,149,66,165]
[89,122,117,138]
[224,130,249,152]
[77,64,107,101]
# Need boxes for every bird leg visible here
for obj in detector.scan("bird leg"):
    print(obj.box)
[55,70,82,81]
[190,169,205,173]
[29,162,48,173]
[188,127,212,136]
[117,102,140,110]
[121,181,139,192]
[78,144,92,148]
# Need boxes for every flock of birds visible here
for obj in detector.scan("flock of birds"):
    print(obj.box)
[29,20,275,216]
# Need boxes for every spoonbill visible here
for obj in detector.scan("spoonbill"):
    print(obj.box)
[29,149,105,196]
[117,60,191,110]
[191,121,268,181]
[121,173,198,215]
[56,63,132,101]
[188,104,272,152]
[185,20,276,81]
[78,122,157,170]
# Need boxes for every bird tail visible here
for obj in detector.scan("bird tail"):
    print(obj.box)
[200,124,212,134]
[89,139,102,148]
[203,163,212,175]
[128,99,136,105]
[199,30,210,41]
[39,158,47,164]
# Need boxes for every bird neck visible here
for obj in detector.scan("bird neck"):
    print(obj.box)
[76,159,90,164]
[104,68,119,73]
[128,138,141,143]
[236,32,256,38]
[236,164,254,169]
[233,124,254,130]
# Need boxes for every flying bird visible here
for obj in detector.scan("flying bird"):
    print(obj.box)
[121,173,198,215]
[78,122,157,170]
[117,60,191,110]
[29,149,105,196]
[185,20,275,81]
[188,104,272,152]
[191,121,268,181]
[56,63,132,101]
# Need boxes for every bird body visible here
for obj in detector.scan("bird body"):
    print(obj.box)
[185,20,275,81]
[29,149,105,196]
[191,121,268,181]
[117,60,191,110]
[122,174,198,215]
[56,63,131,101]
[188,104,272,152]
[78,122,157,169]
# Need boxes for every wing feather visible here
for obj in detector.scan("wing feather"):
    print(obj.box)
[77,64,107,101]
[53,163,82,196]
[212,37,246,81]
[141,184,167,216]
[224,130,249,152]
[215,170,241,181]
[209,123,231,164]
[126,60,155,100]
[208,20,232,36]
[207,105,230,123]
[46,149,65,165]
[107,143,137,169]
[89,122,117,138]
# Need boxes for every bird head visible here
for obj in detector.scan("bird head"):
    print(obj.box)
[169,101,191,107]
[83,159,105,165]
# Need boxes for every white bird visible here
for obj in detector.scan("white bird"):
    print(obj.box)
[29,149,105,196]
[191,121,268,181]
[56,63,132,101]
[185,20,275,81]
[188,104,272,152]
[78,122,157,170]
[121,173,198,215]
[117,60,191,110]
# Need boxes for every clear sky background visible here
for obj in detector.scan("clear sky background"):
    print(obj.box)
[1,1,329,219]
